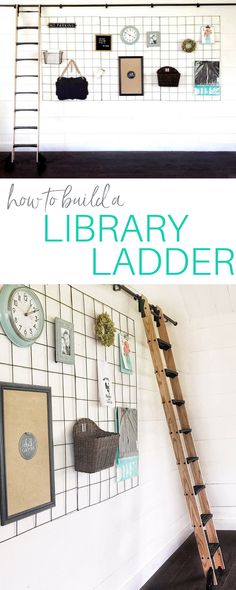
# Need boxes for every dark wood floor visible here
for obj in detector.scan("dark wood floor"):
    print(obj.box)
[140,532,236,590]
[1,151,236,178]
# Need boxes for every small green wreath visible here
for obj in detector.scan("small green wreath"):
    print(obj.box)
[181,38,197,53]
[95,312,116,347]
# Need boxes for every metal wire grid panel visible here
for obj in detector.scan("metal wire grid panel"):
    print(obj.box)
[0,285,138,544]
[41,14,221,102]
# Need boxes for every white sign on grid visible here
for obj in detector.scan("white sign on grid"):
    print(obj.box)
[40,14,221,102]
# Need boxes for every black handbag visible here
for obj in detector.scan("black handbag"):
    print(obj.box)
[56,59,89,100]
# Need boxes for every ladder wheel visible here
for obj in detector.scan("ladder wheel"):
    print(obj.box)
[37,161,47,175]
[206,567,214,590]
[217,566,224,576]
[37,153,47,175]
[4,154,15,173]
[38,153,47,164]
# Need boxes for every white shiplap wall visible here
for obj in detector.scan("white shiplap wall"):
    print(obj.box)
[0,2,236,151]
[0,283,235,590]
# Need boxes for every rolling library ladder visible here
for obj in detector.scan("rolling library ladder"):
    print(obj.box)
[5,5,46,172]
[113,285,225,589]
[141,295,225,588]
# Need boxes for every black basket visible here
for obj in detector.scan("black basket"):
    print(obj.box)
[73,418,120,473]
[157,66,181,87]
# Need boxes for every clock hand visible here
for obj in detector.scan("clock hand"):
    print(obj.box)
[25,302,32,315]
[25,309,39,316]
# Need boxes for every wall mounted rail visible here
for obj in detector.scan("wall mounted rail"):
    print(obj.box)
[113,284,178,326]
[1,3,236,8]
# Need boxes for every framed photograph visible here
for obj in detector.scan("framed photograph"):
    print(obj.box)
[55,318,75,364]
[146,31,160,48]
[119,333,133,375]
[0,382,55,525]
[95,34,112,51]
[119,56,144,96]
[201,25,215,44]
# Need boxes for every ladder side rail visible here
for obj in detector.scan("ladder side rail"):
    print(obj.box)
[141,297,218,584]
[12,5,19,163]
[36,5,40,163]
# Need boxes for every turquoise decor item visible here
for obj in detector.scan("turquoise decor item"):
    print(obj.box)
[116,408,138,482]
[0,285,44,347]
[119,333,133,375]
[116,456,139,482]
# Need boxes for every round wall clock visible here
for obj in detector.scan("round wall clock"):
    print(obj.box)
[120,26,140,45]
[0,285,44,347]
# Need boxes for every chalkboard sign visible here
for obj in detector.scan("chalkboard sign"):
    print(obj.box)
[95,34,112,51]
[49,23,77,29]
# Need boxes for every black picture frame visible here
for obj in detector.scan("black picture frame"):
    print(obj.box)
[95,34,112,51]
[0,382,55,525]
[119,56,144,96]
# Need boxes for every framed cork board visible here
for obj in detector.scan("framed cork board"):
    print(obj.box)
[119,56,144,96]
[0,383,55,525]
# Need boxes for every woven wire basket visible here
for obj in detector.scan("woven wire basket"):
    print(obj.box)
[43,50,63,65]
[73,418,119,473]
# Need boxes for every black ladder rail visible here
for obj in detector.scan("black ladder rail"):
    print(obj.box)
[113,285,178,326]
[2,3,236,8]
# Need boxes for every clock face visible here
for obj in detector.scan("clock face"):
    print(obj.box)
[8,287,44,342]
[120,26,140,45]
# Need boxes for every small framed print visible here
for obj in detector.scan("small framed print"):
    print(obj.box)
[119,56,144,96]
[55,318,75,364]
[0,382,55,525]
[146,31,160,48]
[201,25,215,44]
[95,34,112,51]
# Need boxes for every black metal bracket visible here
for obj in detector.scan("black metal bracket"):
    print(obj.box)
[138,297,146,318]
[113,285,177,325]
[150,305,161,327]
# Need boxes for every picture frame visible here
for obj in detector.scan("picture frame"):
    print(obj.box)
[146,31,160,48]
[95,34,112,51]
[201,25,215,45]
[119,333,133,375]
[55,318,75,364]
[0,382,55,525]
[119,56,144,96]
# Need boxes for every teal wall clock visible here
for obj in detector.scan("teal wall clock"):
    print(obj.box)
[0,285,44,347]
